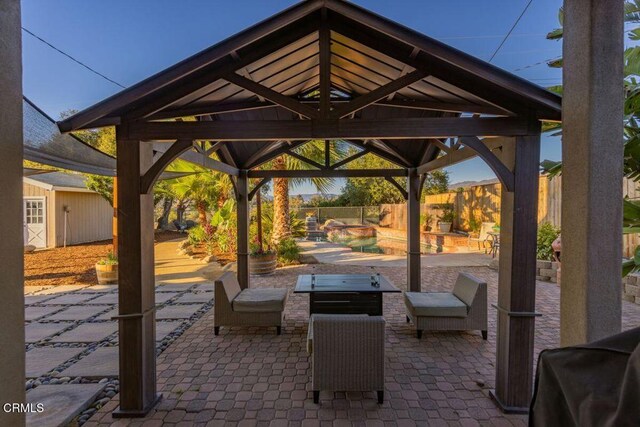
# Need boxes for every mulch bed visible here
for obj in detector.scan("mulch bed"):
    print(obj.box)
[190,244,236,266]
[24,231,184,288]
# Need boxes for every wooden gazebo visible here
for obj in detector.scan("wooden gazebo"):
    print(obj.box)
[58,0,561,417]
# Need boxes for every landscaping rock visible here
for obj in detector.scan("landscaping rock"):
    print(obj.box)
[24,245,36,253]
[202,254,217,263]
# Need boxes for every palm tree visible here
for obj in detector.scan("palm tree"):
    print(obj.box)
[168,168,234,225]
[268,140,348,245]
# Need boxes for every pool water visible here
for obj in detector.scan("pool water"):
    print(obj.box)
[329,236,435,255]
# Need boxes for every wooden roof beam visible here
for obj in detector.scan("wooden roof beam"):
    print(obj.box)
[148,101,277,120]
[375,99,509,116]
[128,117,533,141]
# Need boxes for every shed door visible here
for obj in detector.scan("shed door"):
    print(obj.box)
[24,198,47,248]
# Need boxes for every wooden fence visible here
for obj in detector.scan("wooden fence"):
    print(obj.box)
[380,175,640,257]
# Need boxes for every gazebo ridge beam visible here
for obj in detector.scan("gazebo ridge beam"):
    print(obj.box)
[129,117,532,141]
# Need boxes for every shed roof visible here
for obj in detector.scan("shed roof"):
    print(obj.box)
[24,171,93,193]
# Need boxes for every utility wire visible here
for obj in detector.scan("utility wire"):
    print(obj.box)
[489,0,534,62]
[22,26,127,89]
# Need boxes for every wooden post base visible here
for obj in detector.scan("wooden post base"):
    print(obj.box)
[489,390,529,414]
[113,393,163,418]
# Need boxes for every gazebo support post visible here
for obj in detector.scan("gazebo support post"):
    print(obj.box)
[237,170,250,289]
[407,168,421,292]
[490,129,541,413]
[113,126,160,417]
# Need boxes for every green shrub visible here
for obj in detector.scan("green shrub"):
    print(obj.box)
[537,222,560,261]
[188,225,206,245]
[277,238,300,265]
[97,251,118,265]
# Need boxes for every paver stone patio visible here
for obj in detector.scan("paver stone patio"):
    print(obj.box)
[156,303,204,319]
[50,322,118,343]
[78,284,118,293]
[155,292,179,304]
[25,322,73,343]
[57,347,119,379]
[88,294,119,305]
[94,308,118,321]
[26,384,106,426]
[24,295,55,305]
[25,306,62,321]
[26,347,86,378]
[156,283,195,292]
[33,285,90,295]
[175,292,214,304]
[47,305,111,321]
[42,293,99,305]
[156,321,183,341]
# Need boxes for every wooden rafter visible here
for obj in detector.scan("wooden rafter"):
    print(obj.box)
[128,117,532,141]
[330,70,427,119]
[375,99,509,116]
[246,140,310,169]
[319,10,332,117]
[248,168,407,178]
[369,139,412,166]
[343,140,411,168]
[223,72,319,119]
[286,149,326,170]
[330,147,369,169]
[149,101,277,120]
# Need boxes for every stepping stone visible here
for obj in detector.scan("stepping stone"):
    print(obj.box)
[156,304,204,320]
[48,305,111,321]
[25,322,73,343]
[26,384,106,427]
[41,293,98,305]
[25,306,62,321]
[87,293,119,304]
[34,285,89,295]
[155,292,179,304]
[50,323,118,343]
[94,308,118,321]
[193,283,214,292]
[24,295,55,305]
[175,292,214,304]
[156,283,194,292]
[57,347,119,379]
[26,347,86,378]
[156,321,183,341]
[78,284,118,293]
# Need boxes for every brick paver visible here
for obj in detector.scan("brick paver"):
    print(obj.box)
[82,263,640,425]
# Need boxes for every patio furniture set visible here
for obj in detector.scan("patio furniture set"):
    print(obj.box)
[214,270,488,403]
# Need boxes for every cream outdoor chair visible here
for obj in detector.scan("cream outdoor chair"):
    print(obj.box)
[404,272,488,339]
[214,271,288,335]
[468,222,495,252]
[307,314,385,404]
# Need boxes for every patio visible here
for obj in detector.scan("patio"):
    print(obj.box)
[82,263,640,426]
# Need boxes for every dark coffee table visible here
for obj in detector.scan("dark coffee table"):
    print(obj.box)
[294,274,401,316]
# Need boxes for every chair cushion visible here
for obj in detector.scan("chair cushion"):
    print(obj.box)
[216,272,242,304]
[404,292,468,318]
[453,272,484,307]
[233,288,288,313]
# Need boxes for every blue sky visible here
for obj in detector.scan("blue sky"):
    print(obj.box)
[22,0,563,193]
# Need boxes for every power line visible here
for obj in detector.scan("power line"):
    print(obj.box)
[489,0,534,62]
[21,26,127,89]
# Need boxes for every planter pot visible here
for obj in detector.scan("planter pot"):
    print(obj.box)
[250,252,277,276]
[95,263,118,285]
[439,222,452,233]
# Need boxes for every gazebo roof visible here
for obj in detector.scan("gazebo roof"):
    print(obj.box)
[58,0,561,169]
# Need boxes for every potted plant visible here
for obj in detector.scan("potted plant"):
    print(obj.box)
[95,251,118,285]
[249,236,277,275]
[420,213,433,232]
[437,204,455,232]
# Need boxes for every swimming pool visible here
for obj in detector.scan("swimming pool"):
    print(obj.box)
[328,235,435,255]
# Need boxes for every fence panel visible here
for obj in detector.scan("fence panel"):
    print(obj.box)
[292,206,380,226]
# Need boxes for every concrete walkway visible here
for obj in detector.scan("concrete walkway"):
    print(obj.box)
[154,238,225,285]
[299,239,493,268]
